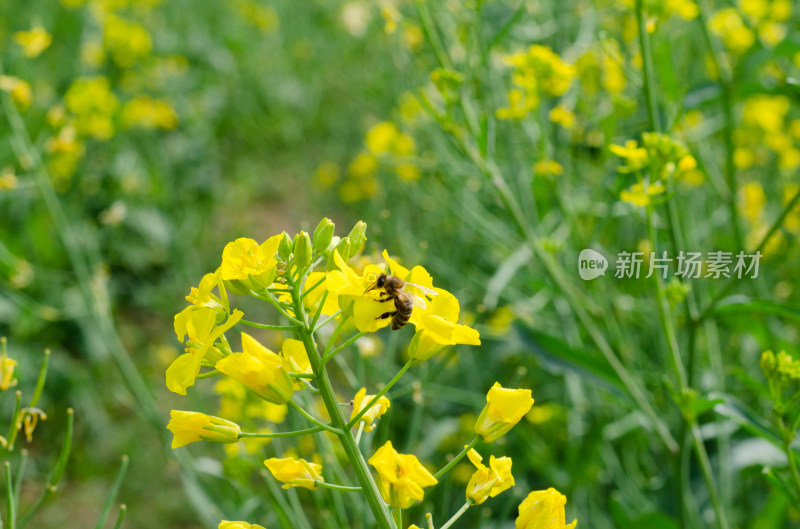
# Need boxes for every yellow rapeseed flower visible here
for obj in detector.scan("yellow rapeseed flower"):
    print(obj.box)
[167,410,240,448]
[465,448,514,505]
[609,140,648,173]
[710,8,755,55]
[0,355,18,391]
[0,76,33,110]
[167,307,243,395]
[220,235,283,288]
[103,14,152,67]
[281,338,312,389]
[368,441,438,508]
[0,167,19,191]
[219,521,265,529]
[350,387,390,432]
[121,95,178,130]
[475,382,534,442]
[620,181,666,207]
[13,26,53,58]
[264,457,324,489]
[215,332,294,404]
[515,488,577,529]
[548,106,575,130]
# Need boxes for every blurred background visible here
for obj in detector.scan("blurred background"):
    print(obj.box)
[1,0,800,527]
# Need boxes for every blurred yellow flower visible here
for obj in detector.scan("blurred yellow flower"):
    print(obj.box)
[350,387,390,432]
[620,181,666,207]
[0,354,18,391]
[475,382,534,442]
[65,77,118,140]
[610,140,648,173]
[167,410,240,448]
[368,441,438,508]
[534,159,564,177]
[739,181,766,222]
[366,122,400,155]
[219,521,265,529]
[465,448,514,505]
[0,76,33,110]
[264,457,323,489]
[121,95,178,130]
[0,167,19,191]
[516,488,577,529]
[103,14,152,67]
[13,26,52,58]
[710,8,755,55]
[548,106,575,130]
[216,332,294,404]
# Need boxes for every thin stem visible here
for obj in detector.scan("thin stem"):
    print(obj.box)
[239,427,325,439]
[301,274,327,299]
[635,0,662,133]
[288,372,316,379]
[197,369,220,380]
[289,285,395,529]
[5,462,15,529]
[314,309,342,333]
[240,319,298,331]
[285,399,341,435]
[434,435,480,480]
[315,481,363,493]
[785,437,800,498]
[393,507,402,529]
[250,290,303,325]
[691,425,730,529]
[325,331,367,363]
[355,422,366,446]
[440,500,473,529]
[347,359,415,429]
[310,292,331,329]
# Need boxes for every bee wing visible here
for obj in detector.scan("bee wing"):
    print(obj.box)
[409,293,427,309]
[404,282,438,298]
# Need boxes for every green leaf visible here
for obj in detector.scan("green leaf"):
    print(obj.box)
[515,322,625,394]
[712,298,800,323]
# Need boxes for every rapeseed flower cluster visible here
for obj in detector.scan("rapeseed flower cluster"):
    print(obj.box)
[497,45,576,120]
[611,133,700,207]
[162,219,573,529]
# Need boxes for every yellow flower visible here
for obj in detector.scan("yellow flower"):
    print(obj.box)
[167,410,240,449]
[368,441,438,508]
[0,355,18,391]
[548,106,575,130]
[350,388,390,432]
[281,338,312,389]
[516,488,576,529]
[475,383,534,442]
[303,271,339,316]
[366,122,399,155]
[64,77,119,140]
[466,448,514,505]
[219,521,265,529]
[216,332,294,404]
[610,140,648,172]
[534,159,564,177]
[103,14,152,67]
[13,26,52,58]
[620,181,666,207]
[121,95,178,130]
[0,76,33,110]
[167,308,243,395]
[0,167,18,191]
[264,457,324,489]
[185,269,225,311]
[220,235,283,288]
[710,8,755,55]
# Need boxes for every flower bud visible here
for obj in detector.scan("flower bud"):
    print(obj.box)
[278,232,293,260]
[167,410,241,448]
[313,218,335,253]
[328,237,351,270]
[293,231,312,268]
[760,350,777,378]
[474,382,533,442]
[347,221,367,256]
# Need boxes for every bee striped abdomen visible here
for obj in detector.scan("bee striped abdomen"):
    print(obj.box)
[391,293,414,330]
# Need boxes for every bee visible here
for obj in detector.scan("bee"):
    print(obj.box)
[365,273,437,330]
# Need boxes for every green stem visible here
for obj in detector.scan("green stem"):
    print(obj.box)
[301,274,327,299]
[440,500,473,529]
[240,319,298,331]
[290,287,396,529]
[314,309,342,333]
[4,462,15,529]
[691,424,730,529]
[635,0,662,133]
[434,435,480,480]
[394,507,402,529]
[315,481,363,493]
[348,359,415,429]
[239,427,325,438]
[325,331,367,363]
[285,399,341,435]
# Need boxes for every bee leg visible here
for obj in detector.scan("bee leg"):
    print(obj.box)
[376,293,394,303]
[376,311,397,320]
